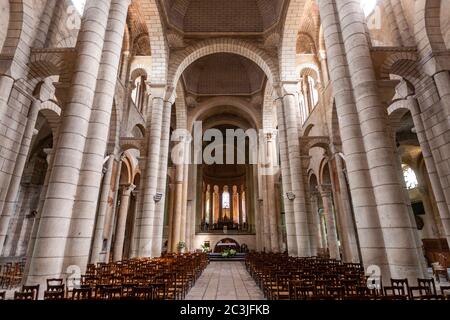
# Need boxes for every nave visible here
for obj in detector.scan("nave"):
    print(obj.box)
[185,262,264,301]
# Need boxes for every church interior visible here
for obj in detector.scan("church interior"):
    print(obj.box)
[0,0,449,301]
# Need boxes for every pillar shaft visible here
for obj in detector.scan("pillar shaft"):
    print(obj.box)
[137,93,165,256]
[319,0,389,280]
[320,186,340,260]
[64,0,130,271]
[282,89,311,256]
[335,0,424,280]
[113,184,135,261]
[89,155,115,263]
[274,98,298,255]
[0,100,40,253]
[152,100,173,256]
[26,0,113,287]
[332,153,360,262]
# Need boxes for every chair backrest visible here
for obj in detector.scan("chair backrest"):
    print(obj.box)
[44,290,65,300]
[133,285,157,300]
[14,291,35,300]
[417,278,437,295]
[21,285,40,300]
[71,287,92,300]
[47,278,64,291]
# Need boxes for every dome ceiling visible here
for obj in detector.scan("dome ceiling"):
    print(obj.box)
[161,0,286,34]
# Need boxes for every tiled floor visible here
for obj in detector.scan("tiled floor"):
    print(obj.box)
[185,261,265,300]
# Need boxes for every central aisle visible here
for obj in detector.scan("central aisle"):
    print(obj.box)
[185,261,265,300]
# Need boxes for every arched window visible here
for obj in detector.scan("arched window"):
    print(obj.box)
[222,190,230,209]
[131,76,146,113]
[402,164,418,190]
[308,76,319,107]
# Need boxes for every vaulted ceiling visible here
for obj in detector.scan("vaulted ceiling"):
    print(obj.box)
[182,53,266,96]
[161,0,286,34]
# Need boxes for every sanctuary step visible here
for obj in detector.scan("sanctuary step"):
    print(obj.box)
[208,253,246,261]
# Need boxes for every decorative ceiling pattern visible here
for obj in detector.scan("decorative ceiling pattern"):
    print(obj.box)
[162,0,285,33]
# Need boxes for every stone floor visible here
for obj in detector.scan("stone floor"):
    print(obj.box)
[185,261,265,300]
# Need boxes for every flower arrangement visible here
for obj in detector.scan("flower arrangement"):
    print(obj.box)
[221,248,237,258]
[177,241,186,253]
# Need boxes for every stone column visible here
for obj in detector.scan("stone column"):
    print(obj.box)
[113,183,136,261]
[26,0,113,287]
[384,0,403,46]
[318,50,329,85]
[0,100,40,253]
[310,191,323,252]
[335,0,424,279]
[281,84,311,256]
[319,185,340,260]
[137,86,166,257]
[64,0,130,271]
[120,51,131,84]
[0,75,16,210]
[22,148,54,282]
[152,98,174,257]
[319,0,389,280]
[104,154,125,262]
[89,155,115,263]
[331,152,360,262]
[264,131,279,252]
[181,163,190,249]
[171,132,186,252]
[166,182,175,252]
[407,97,450,246]
[274,96,298,255]
[389,0,414,46]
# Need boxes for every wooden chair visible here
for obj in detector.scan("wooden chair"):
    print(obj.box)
[14,291,35,300]
[439,286,450,300]
[20,285,40,300]
[293,285,315,300]
[71,287,92,300]
[274,274,290,300]
[326,285,345,300]
[132,285,158,300]
[409,278,439,300]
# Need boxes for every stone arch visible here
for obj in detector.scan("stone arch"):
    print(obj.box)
[279,0,308,81]
[130,66,149,82]
[168,38,279,90]
[319,157,331,185]
[0,0,34,78]
[130,123,145,138]
[303,124,315,137]
[38,100,61,147]
[107,101,121,155]
[442,0,450,48]
[262,83,276,129]
[0,0,10,51]
[415,0,447,53]
[387,99,412,126]
[175,82,187,130]
[29,49,75,81]
[189,96,261,131]
[298,63,321,83]
[379,51,420,82]
[140,0,168,84]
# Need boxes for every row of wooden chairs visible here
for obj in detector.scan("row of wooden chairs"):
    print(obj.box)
[245,253,450,300]
[8,253,209,300]
[0,260,26,289]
